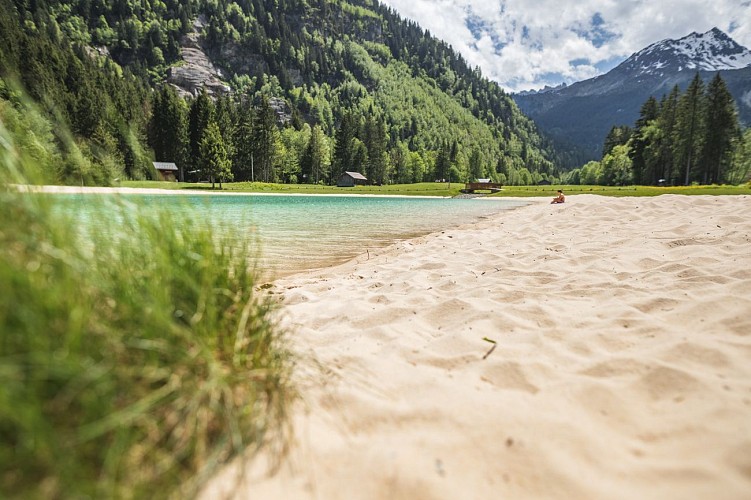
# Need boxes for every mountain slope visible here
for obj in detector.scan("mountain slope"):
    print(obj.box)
[513,28,751,164]
[1,0,562,185]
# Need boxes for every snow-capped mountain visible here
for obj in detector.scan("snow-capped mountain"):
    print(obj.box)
[620,28,751,77]
[513,28,751,165]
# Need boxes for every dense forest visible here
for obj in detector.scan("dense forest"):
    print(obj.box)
[0,0,565,187]
[562,73,751,186]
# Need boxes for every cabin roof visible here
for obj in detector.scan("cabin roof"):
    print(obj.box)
[343,171,367,180]
[153,162,178,171]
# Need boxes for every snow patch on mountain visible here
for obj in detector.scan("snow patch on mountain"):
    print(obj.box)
[620,28,751,77]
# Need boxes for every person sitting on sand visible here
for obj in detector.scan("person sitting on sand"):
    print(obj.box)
[551,190,565,204]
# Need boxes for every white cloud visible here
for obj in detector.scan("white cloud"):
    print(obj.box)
[379,0,751,92]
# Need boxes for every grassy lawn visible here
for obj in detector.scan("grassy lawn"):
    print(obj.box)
[122,180,751,197]
[490,184,751,197]
[122,180,461,196]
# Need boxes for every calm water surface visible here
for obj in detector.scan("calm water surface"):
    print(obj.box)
[56,193,527,277]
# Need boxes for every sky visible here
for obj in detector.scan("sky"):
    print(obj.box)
[378,0,751,93]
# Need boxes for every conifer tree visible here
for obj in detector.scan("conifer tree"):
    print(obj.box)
[188,89,214,180]
[674,74,705,185]
[727,129,751,184]
[701,73,738,184]
[469,147,483,181]
[233,100,256,181]
[655,86,680,185]
[300,124,326,184]
[364,116,387,184]
[390,142,410,184]
[252,96,279,182]
[199,121,232,189]
[350,138,368,176]
[332,112,356,181]
[214,94,237,171]
[149,85,188,181]
[628,96,658,185]
[434,141,451,182]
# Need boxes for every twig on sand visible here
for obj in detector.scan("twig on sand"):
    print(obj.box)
[482,337,497,359]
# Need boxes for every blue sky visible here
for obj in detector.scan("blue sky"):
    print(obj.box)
[379,0,751,92]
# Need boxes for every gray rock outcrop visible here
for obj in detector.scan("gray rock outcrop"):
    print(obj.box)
[167,16,230,97]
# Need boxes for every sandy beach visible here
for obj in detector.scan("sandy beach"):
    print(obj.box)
[198,193,751,499]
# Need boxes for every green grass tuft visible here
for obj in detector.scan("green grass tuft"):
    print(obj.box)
[1,113,293,498]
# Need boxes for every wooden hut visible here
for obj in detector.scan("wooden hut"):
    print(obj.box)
[337,171,368,187]
[461,179,502,193]
[153,162,179,182]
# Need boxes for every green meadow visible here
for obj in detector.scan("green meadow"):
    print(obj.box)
[122,180,751,197]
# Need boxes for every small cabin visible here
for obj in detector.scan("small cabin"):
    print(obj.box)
[337,171,368,187]
[153,162,179,182]
[461,179,502,194]
[537,179,552,186]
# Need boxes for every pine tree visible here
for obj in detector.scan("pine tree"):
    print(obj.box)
[434,141,451,182]
[628,97,658,185]
[300,124,326,184]
[188,89,214,180]
[148,87,165,158]
[656,86,680,185]
[390,142,410,184]
[469,147,483,181]
[332,112,356,182]
[701,73,738,184]
[364,116,387,184]
[727,129,751,184]
[233,99,256,181]
[350,138,368,176]
[674,74,705,185]
[252,96,279,183]
[199,121,232,189]
[214,94,237,173]
[149,85,188,181]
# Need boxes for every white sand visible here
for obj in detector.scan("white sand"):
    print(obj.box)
[202,193,750,499]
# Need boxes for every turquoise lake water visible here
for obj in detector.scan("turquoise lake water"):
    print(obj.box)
[54,193,527,277]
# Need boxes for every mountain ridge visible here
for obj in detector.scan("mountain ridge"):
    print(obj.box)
[513,28,751,165]
[621,28,751,77]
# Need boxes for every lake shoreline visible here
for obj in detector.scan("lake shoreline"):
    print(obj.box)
[24,184,531,280]
[12,184,461,199]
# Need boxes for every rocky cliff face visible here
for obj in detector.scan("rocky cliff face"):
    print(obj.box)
[167,16,230,98]
[165,17,291,124]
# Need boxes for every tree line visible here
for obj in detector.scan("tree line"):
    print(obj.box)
[150,85,440,187]
[563,73,749,186]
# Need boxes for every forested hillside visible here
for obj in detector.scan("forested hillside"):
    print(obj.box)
[0,0,563,186]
